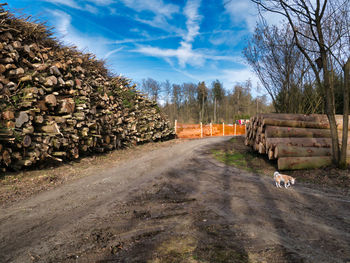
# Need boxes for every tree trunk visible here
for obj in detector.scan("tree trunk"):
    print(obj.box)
[265,126,331,138]
[340,58,350,168]
[262,118,330,129]
[274,144,332,158]
[278,156,332,170]
[318,28,340,165]
[214,98,216,123]
[266,137,332,149]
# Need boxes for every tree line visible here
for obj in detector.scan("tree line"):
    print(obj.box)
[139,78,272,125]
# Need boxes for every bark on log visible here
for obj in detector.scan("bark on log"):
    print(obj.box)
[274,144,332,158]
[265,126,331,138]
[262,118,330,129]
[278,156,332,170]
[266,137,332,149]
[257,113,323,122]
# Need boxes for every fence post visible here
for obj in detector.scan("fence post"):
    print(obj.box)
[174,120,177,135]
[210,123,212,136]
[200,122,203,138]
[234,123,236,136]
[223,122,224,136]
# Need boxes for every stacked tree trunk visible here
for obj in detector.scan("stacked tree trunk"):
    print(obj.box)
[0,5,174,171]
[245,113,350,170]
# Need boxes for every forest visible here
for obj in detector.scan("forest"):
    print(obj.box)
[139,78,272,125]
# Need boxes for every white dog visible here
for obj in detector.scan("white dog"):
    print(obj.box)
[273,171,295,188]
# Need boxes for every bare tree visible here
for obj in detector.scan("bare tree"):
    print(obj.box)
[244,23,311,113]
[141,78,161,102]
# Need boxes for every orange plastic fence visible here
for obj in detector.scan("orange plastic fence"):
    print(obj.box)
[176,123,246,139]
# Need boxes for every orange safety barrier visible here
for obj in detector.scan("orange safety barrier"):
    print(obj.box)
[175,122,246,139]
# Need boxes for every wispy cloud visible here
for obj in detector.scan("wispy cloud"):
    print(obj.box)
[223,0,258,32]
[103,47,123,60]
[114,34,181,45]
[42,0,114,14]
[120,0,179,18]
[48,9,113,58]
[135,45,205,67]
[223,0,285,32]
[134,0,205,68]
[183,0,202,42]
[120,0,181,34]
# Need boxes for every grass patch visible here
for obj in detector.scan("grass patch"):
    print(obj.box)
[212,150,247,167]
[211,137,277,176]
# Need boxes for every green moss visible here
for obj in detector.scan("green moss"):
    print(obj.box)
[211,148,269,175]
[97,86,104,94]
[212,150,247,166]
[74,97,86,105]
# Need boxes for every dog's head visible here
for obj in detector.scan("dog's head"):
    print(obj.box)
[290,178,296,185]
[273,171,280,177]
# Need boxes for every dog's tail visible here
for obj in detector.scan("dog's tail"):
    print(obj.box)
[273,171,279,178]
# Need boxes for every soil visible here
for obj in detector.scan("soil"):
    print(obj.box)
[1,136,350,263]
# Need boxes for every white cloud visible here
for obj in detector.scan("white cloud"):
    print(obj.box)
[103,47,123,60]
[42,0,114,14]
[223,0,284,32]
[114,34,181,45]
[220,68,261,88]
[43,0,81,10]
[224,0,257,32]
[48,10,113,58]
[120,0,179,18]
[133,0,204,68]
[135,45,204,67]
[89,0,115,5]
[120,0,181,33]
[183,0,202,42]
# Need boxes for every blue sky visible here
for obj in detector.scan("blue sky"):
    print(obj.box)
[8,0,277,97]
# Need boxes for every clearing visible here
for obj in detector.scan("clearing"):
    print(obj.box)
[1,136,350,263]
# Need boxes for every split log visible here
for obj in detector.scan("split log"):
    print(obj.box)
[268,148,275,160]
[258,142,266,154]
[2,149,11,166]
[2,110,14,120]
[45,94,57,106]
[22,135,32,147]
[265,126,331,138]
[278,156,332,170]
[15,111,29,128]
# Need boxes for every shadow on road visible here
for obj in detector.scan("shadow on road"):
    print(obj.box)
[91,138,350,263]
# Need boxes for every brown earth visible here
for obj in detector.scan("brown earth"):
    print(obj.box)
[1,136,350,263]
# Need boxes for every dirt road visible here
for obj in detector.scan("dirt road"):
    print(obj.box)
[1,137,350,262]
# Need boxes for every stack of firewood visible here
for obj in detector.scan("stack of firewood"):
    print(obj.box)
[245,113,350,170]
[0,5,174,171]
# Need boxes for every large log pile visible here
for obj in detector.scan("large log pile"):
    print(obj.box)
[245,113,350,170]
[0,5,174,171]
